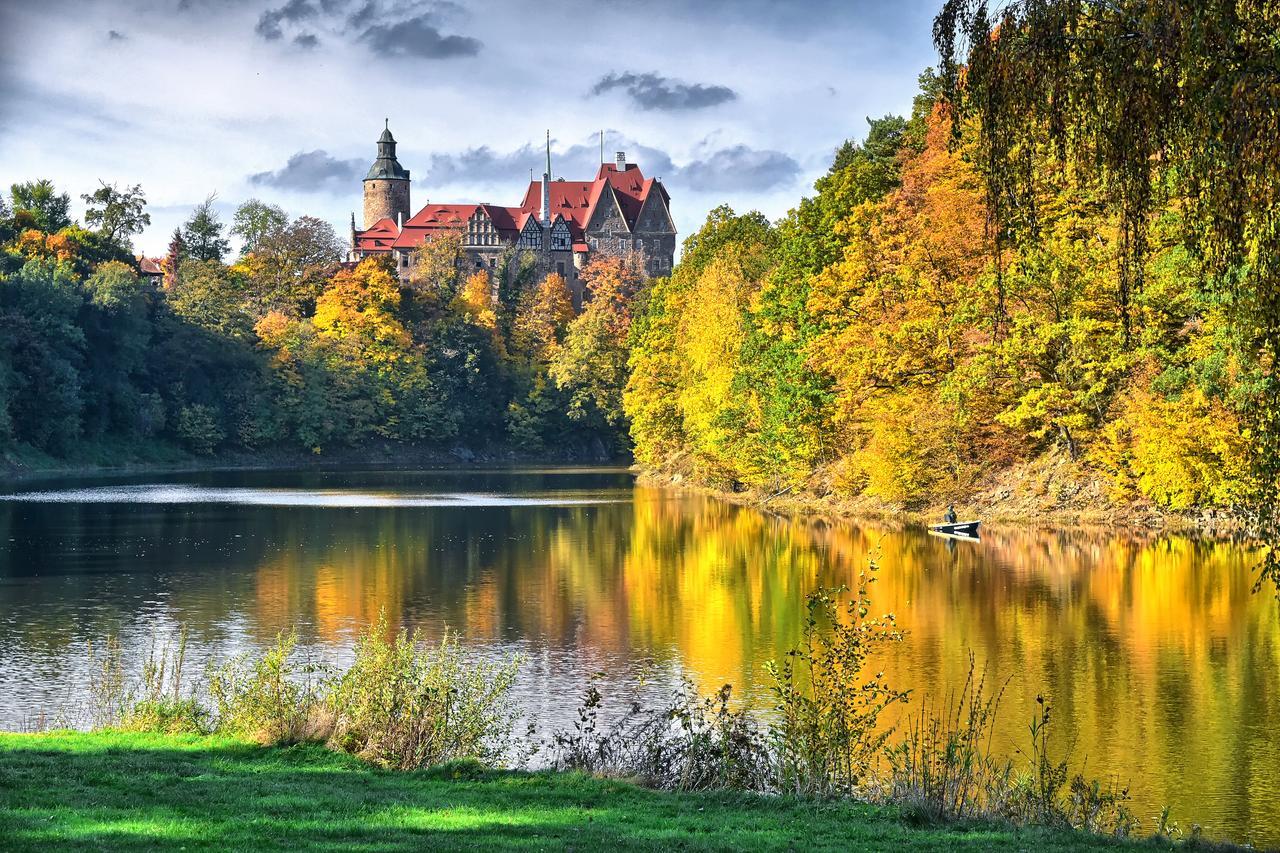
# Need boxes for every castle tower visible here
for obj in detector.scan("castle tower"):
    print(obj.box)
[363,119,411,229]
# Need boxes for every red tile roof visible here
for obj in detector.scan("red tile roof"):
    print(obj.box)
[136,256,164,276]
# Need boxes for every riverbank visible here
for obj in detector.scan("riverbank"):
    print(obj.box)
[0,437,624,485]
[0,731,1231,852]
[1,440,1248,537]
[638,450,1249,537]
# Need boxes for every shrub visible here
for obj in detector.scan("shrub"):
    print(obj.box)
[327,614,523,770]
[766,576,908,797]
[176,403,225,454]
[207,629,331,744]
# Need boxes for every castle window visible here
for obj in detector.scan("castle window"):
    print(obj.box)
[489,258,496,268]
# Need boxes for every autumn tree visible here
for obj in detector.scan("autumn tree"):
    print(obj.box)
[934,0,1280,582]
[505,272,575,450]
[550,253,646,432]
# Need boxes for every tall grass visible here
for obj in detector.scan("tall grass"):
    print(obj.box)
[551,681,772,792]
[879,659,1139,837]
[89,627,206,734]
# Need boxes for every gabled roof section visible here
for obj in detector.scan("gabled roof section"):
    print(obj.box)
[635,185,676,234]
[353,216,401,252]
[514,163,659,240]
[479,204,522,234]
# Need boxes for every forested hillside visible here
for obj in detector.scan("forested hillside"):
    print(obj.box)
[0,188,637,463]
[626,71,1257,514]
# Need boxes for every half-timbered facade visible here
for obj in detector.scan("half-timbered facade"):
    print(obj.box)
[349,127,676,304]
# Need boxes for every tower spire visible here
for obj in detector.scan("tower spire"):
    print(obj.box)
[363,119,410,230]
[541,129,551,228]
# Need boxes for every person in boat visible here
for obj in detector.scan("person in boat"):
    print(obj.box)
[944,504,957,524]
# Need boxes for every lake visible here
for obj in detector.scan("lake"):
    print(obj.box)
[1,465,1276,846]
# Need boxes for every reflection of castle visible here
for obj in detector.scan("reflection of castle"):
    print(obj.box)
[349,123,677,299]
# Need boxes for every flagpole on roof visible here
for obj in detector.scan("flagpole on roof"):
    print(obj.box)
[545,129,551,179]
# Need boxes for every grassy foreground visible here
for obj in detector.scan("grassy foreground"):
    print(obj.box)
[0,732,1197,852]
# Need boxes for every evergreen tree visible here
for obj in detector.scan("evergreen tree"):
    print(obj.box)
[163,228,186,289]
[181,194,231,262]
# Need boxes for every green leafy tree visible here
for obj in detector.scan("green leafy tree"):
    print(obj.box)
[231,200,289,256]
[81,181,150,247]
[239,215,344,315]
[0,259,85,452]
[10,180,72,232]
[169,258,253,339]
[177,403,225,454]
[80,261,155,438]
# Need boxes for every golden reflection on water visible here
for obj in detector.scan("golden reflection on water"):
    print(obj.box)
[1,473,1277,845]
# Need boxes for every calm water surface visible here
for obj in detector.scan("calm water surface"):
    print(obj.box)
[1,466,1277,846]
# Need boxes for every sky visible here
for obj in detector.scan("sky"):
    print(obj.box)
[0,0,942,257]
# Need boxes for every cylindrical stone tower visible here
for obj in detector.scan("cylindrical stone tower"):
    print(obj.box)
[363,120,411,228]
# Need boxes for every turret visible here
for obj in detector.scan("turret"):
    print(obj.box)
[362,119,411,229]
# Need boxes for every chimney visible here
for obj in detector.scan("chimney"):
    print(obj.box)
[615,151,626,171]
[397,210,403,229]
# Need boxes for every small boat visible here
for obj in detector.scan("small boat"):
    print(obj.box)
[928,521,981,540]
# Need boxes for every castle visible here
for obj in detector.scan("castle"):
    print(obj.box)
[350,123,676,305]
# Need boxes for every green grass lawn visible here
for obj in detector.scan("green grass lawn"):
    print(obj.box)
[0,731,1196,852]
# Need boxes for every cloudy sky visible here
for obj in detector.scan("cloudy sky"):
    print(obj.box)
[0,0,941,257]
